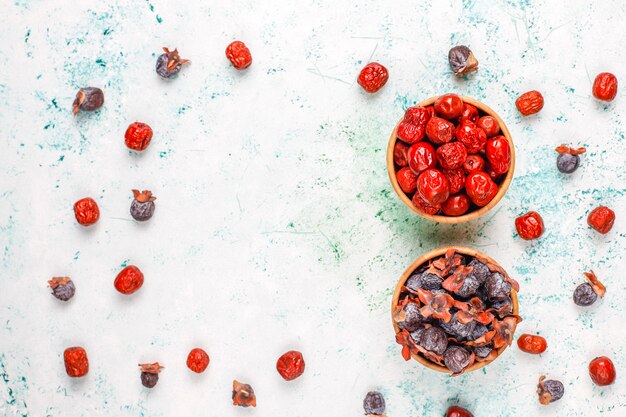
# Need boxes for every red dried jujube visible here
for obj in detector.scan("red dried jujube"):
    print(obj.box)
[465,171,497,207]
[417,168,450,206]
[276,350,305,381]
[456,122,487,154]
[486,136,511,175]
[436,142,468,170]
[408,142,436,174]
[396,167,418,194]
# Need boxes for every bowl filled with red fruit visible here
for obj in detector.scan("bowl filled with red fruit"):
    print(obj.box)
[387,94,514,223]
[392,246,521,375]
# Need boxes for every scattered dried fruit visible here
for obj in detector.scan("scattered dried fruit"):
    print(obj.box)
[517,334,547,354]
[358,62,389,93]
[515,90,544,116]
[448,46,478,76]
[114,265,144,295]
[515,211,544,240]
[72,87,104,116]
[139,362,163,388]
[186,348,210,373]
[225,41,252,70]
[276,350,305,381]
[588,356,616,386]
[573,271,605,307]
[156,47,189,78]
[232,380,256,407]
[363,391,386,415]
[592,72,618,101]
[130,190,156,221]
[537,376,564,405]
[125,122,153,151]
[64,347,89,377]
[555,145,585,174]
[73,197,100,226]
[48,277,75,301]
[445,405,475,417]
[587,206,615,234]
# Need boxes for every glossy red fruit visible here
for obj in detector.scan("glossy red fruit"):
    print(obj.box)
[426,117,455,144]
[404,106,433,126]
[64,347,89,377]
[434,94,464,119]
[486,136,511,175]
[458,103,478,124]
[225,41,252,70]
[515,211,544,240]
[187,348,210,373]
[393,141,409,167]
[276,350,305,381]
[476,115,500,137]
[357,62,389,93]
[456,122,487,154]
[465,171,498,207]
[407,142,436,174]
[516,90,544,116]
[446,405,474,417]
[589,356,616,386]
[396,167,418,194]
[463,154,485,174]
[114,265,144,295]
[74,197,100,226]
[443,168,465,194]
[436,142,468,170]
[125,122,153,151]
[592,73,618,101]
[412,193,441,215]
[442,194,470,216]
[417,168,450,206]
[396,121,425,144]
[587,206,615,234]
[517,334,547,354]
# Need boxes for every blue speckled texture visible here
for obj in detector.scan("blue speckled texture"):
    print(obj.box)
[1,1,624,416]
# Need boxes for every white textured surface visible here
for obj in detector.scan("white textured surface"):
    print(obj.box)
[1,0,625,416]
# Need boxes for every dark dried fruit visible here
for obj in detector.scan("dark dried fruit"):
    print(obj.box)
[72,87,104,116]
[406,271,442,292]
[232,380,256,407]
[555,145,585,174]
[276,350,305,381]
[74,197,100,226]
[467,259,490,283]
[395,302,425,332]
[156,47,189,78]
[517,334,547,354]
[226,41,252,70]
[363,391,386,415]
[444,345,474,374]
[48,277,75,301]
[537,376,564,405]
[417,326,448,355]
[357,62,389,93]
[588,356,616,386]
[592,72,618,102]
[64,347,89,377]
[130,190,156,221]
[473,345,493,359]
[482,272,511,302]
[448,46,478,76]
[587,206,615,234]
[516,90,544,116]
[515,211,544,240]
[446,405,475,417]
[440,313,476,341]
[186,348,210,373]
[573,271,605,306]
[139,363,163,388]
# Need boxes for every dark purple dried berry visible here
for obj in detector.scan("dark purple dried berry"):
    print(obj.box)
[482,272,512,302]
[156,47,190,79]
[557,153,579,174]
[537,377,564,405]
[72,87,104,116]
[468,323,489,341]
[397,302,425,332]
[130,190,156,222]
[444,345,472,373]
[455,275,481,298]
[440,313,475,341]
[48,277,75,302]
[363,391,386,415]
[406,271,442,291]
[490,297,512,314]
[573,283,597,306]
[467,259,490,283]
[141,371,159,388]
[448,45,478,75]
[473,345,493,358]
[417,326,448,355]
[410,328,425,345]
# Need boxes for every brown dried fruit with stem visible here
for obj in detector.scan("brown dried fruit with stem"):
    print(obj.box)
[232,380,256,407]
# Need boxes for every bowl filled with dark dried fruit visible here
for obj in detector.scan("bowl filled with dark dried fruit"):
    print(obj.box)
[387,94,514,223]
[392,246,521,375]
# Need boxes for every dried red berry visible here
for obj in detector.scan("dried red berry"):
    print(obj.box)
[443,168,465,194]
[407,142,436,174]
[446,405,474,417]
[232,380,256,407]
[225,41,252,70]
[412,193,441,215]
[64,347,89,377]
[587,206,615,234]
[456,122,487,154]
[357,62,389,93]
[476,115,500,137]
[485,136,511,175]
[592,72,618,101]
[397,121,425,144]
[516,90,544,116]
[458,103,479,124]
[396,167,418,194]
[114,265,144,295]
[186,348,210,373]
[125,122,153,151]
[517,334,547,354]
[393,141,409,167]
[73,197,100,226]
[465,172,497,207]
[589,356,616,386]
[442,194,470,216]
[72,87,104,116]
[515,211,544,240]
[434,94,464,119]
[426,116,455,144]
[436,142,468,170]
[276,350,305,381]
[417,168,450,206]
[463,154,485,174]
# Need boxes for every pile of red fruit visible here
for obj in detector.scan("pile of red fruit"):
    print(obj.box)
[392,93,511,217]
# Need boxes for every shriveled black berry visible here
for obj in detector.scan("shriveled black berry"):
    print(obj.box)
[363,391,386,415]
[455,275,481,298]
[406,271,442,291]
[444,345,472,373]
[557,153,579,174]
[490,297,512,314]
[417,327,448,355]
[467,259,490,283]
[52,281,75,301]
[573,283,598,306]
[72,87,104,115]
[410,328,425,345]
[473,345,493,358]
[482,272,511,302]
[397,302,425,332]
[141,371,159,388]
[130,200,155,221]
[468,323,489,341]
[440,314,475,341]
[537,378,564,404]
[448,45,478,75]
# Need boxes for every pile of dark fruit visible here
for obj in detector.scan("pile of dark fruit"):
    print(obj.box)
[393,93,511,217]
[394,249,521,375]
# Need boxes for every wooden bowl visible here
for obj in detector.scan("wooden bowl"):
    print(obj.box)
[391,245,519,374]
[386,96,515,223]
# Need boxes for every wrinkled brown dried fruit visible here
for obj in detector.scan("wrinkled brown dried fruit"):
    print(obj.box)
[232,380,257,407]
[448,45,478,76]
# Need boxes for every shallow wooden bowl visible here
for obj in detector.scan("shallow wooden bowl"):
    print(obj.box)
[391,245,519,374]
[386,96,515,224]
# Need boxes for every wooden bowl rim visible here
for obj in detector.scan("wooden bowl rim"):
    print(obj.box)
[391,245,519,374]
[386,95,515,224]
